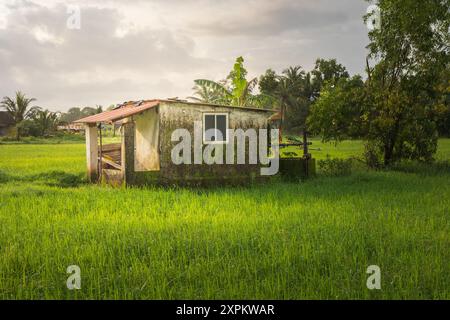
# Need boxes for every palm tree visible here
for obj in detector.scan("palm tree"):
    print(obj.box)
[187,80,231,104]
[1,91,39,140]
[33,109,60,136]
[282,66,305,86]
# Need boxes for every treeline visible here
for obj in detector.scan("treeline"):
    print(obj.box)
[0,92,107,140]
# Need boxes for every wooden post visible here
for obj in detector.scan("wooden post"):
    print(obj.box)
[303,130,309,158]
[98,124,103,182]
[121,121,135,185]
[303,130,309,177]
[85,124,98,182]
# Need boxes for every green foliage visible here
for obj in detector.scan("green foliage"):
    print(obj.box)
[309,0,450,166]
[259,69,279,97]
[311,58,349,99]
[229,56,249,106]
[31,109,60,136]
[18,119,42,137]
[258,59,350,133]
[0,91,39,140]
[308,76,366,141]
[363,0,449,165]
[318,156,353,176]
[388,159,450,176]
[436,70,450,136]
[188,79,230,105]
[189,57,264,108]
[190,79,232,105]
[59,106,103,124]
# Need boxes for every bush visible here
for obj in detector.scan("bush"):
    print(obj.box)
[388,160,450,175]
[363,142,383,169]
[318,156,352,176]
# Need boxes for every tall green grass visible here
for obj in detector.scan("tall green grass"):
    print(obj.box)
[0,140,449,299]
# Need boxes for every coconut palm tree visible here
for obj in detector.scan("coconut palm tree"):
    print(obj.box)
[33,109,60,136]
[0,91,39,140]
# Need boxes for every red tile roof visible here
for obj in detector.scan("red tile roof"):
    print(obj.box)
[74,100,159,124]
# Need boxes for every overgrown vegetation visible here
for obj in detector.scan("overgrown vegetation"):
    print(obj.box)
[318,157,353,177]
[0,92,106,141]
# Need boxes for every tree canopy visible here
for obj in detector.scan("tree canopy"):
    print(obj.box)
[308,0,450,166]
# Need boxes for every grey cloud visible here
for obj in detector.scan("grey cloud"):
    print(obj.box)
[186,0,367,36]
[0,0,372,111]
[0,1,219,109]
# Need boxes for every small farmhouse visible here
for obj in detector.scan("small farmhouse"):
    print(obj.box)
[0,111,14,136]
[75,99,278,186]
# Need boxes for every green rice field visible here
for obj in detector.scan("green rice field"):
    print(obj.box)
[0,138,449,299]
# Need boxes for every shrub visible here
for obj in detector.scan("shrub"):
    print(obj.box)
[389,160,450,175]
[318,156,352,176]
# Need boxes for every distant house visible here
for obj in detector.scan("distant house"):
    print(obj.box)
[0,112,14,136]
[74,99,278,186]
[57,123,85,133]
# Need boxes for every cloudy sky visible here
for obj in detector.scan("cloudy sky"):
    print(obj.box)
[0,0,372,111]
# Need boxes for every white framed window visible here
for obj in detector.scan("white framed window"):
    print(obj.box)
[203,113,229,144]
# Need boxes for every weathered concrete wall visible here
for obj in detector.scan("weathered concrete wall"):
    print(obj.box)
[121,121,135,186]
[134,108,160,171]
[157,101,273,185]
[121,101,275,186]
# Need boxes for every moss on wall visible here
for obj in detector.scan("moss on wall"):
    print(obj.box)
[123,101,276,186]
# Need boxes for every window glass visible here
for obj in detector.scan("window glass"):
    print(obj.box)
[203,113,228,143]
[204,114,216,142]
[216,115,227,142]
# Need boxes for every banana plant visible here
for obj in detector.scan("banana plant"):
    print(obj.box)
[189,57,270,108]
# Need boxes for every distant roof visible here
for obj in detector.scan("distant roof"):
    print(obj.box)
[0,111,14,126]
[74,99,277,124]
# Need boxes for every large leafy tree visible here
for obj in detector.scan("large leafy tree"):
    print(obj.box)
[0,91,39,140]
[436,69,450,136]
[308,76,366,141]
[309,0,450,166]
[311,58,349,99]
[364,0,449,165]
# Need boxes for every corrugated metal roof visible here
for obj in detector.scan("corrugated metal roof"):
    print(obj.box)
[73,99,278,124]
[74,100,159,124]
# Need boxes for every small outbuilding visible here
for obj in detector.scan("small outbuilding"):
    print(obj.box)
[75,99,278,186]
